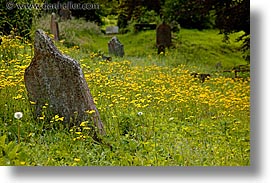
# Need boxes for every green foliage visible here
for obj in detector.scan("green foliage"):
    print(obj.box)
[0,21,250,166]
[213,0,250,61]
[117,13,128,29]
[33,14,102,50]
[96,0,120,16]
[0,135,28,165]
[162,0,214,30]
[0,34,21,62]
[0,0,42,38]
[115,0,249,61]
[133,8,161,24]
[71,28,246,71]
[45,0,102,24]
[117,0,162,29]
[71,0,102,25]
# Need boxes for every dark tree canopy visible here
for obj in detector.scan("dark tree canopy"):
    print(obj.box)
[162,0,215,30]
[45,0,103,24]
[117,0,163,28]
[213,0,250,60]
[0,0,34,38]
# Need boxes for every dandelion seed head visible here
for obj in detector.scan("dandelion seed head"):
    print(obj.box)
[14,112,23,119]
[137,112,143,116]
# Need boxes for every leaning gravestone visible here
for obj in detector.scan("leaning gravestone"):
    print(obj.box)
[108,36,124,57]
[156,22,172,52]
[50,13,59,41]
[24,29,105,135]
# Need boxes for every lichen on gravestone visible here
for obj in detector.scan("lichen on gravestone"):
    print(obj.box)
[24,29,105,135]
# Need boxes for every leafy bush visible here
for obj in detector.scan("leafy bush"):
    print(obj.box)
[0,135,28,165]
[0,0,40,38]
[132,7,161,24]
[162,0,214,30]
[45,0,102,24]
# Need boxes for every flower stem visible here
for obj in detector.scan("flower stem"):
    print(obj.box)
[18,119,20,143]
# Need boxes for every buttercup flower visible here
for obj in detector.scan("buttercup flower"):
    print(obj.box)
[74,158,81,162]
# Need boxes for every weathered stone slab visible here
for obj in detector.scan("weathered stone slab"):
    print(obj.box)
[24,29,105,135]
[50,13,59,41]
[106,26,119,34]
[108,36,124,57]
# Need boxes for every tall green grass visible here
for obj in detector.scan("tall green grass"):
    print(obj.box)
[33,14,247,72]
[0,15,250,166]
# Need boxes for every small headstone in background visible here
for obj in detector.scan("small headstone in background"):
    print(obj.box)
[24,29,105,135]
[108,36,124,57]
[106,26,119,34]
[59,7,71,21]
[50,13,59,41]
[156,22,172,49]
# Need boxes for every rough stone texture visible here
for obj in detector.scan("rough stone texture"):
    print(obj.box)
[108,36,124,57]
[50,13,59,41]
[156,23,172,48]
[106,26,119,34]
[24,29,105,135]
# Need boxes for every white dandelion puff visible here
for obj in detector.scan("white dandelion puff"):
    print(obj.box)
[14,112,23,119]
[137,112,143,116]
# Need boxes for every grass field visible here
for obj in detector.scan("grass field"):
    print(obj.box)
[0,17,250,166]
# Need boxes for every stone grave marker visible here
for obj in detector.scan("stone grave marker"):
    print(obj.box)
[156,22,172,54]
[106,26,119,34]
[50,13,59,41]
[108,36,124,57]
[24,29,105,135]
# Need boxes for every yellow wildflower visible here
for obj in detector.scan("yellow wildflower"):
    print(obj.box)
[74,158,81,162]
